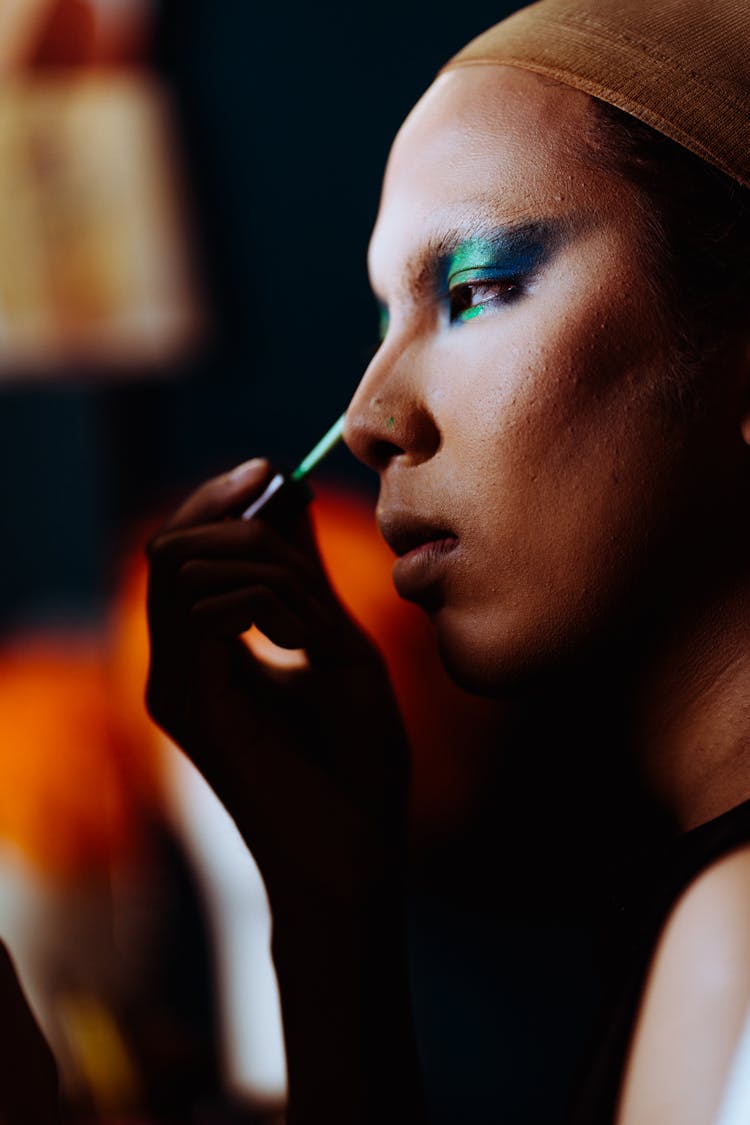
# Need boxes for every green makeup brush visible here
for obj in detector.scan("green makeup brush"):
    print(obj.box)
[240,413,346,521]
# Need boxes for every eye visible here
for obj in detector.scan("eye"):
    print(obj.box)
[449,278,522,324]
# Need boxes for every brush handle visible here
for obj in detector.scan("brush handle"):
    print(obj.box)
[240,472,285,520]
[240,471,313,523]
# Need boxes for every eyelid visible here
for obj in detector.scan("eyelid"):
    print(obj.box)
[448,275,525,325]
[447,264,519,287]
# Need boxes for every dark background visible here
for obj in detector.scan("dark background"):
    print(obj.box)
[0,0,525,634]
[0,4,612,1121]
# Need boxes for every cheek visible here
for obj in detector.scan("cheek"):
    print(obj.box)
[436,326,645,504]
[432,310,685,666]
[436,273,674,507]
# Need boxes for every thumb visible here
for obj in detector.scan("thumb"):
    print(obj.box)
[163,458,274,532]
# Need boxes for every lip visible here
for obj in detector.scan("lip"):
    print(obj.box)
[379,512,459,601]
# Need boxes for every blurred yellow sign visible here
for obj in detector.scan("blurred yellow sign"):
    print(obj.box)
[0,71,206,379]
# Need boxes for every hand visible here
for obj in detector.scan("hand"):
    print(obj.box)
[146,459,426,1124]
[145,458,410,914]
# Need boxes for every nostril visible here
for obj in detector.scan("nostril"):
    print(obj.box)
[346,406,441,471]
[371,438,405,471]
[396,411,441,464]
[344,374,441,470]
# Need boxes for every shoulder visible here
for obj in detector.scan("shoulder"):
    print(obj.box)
[616,843,750,1125]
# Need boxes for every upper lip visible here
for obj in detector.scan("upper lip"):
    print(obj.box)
[378,512,458,557]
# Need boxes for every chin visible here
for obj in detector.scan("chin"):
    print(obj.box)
[433,611,536,698]
[432,605,586,699]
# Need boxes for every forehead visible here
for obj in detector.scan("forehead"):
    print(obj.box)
[368,67,609,297]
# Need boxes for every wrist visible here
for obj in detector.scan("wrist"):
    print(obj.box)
[271,895,426,1125]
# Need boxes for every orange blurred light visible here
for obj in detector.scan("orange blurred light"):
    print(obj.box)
[0,483,504,881]
[310,485,507,837]
[0,638,141,878]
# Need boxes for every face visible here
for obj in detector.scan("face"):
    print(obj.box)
[343,67,740,695]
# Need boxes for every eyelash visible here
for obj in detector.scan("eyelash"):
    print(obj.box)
[448,278,523,323]
[369,276,523,355]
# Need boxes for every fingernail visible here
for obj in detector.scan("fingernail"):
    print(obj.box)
[228,457,267,483]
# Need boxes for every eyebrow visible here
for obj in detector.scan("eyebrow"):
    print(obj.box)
[369,214,575,306]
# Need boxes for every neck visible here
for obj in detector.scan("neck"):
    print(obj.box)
[632,566,750,831]
[510,531,750,842]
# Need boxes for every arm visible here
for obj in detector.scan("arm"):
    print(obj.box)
[616,845,750,1125]
[272,899,425,1125]
[146,459,427,1123]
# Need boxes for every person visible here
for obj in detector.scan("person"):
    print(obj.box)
[145,0,750,1121]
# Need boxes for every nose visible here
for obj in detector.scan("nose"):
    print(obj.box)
[344,343,440,472]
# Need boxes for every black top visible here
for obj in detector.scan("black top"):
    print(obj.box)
[571,796,750,1125]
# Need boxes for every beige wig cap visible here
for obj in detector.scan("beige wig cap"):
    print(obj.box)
[441,0,750,189]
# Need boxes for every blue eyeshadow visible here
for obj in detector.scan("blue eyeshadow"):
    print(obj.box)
[443,225,552,288]
[441,222,557,323]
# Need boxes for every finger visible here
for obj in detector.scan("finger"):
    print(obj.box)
[149,516,313,579]
[149,518,364,652]
[177,559,311,616]
[158,458,274,535]
[145,520,348,671]
[191,588,308,648]
[179,556,339,641]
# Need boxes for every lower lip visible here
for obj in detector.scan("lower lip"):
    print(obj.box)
[392,536,458,599]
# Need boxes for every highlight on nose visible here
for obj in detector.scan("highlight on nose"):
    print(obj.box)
[344,395,440,471]
[343,397,404,471]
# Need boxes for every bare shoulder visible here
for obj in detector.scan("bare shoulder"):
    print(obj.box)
[616,843,750,1125]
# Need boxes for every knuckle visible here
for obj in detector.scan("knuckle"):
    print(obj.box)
[146,529,187,570]
[177,558,203,587]
[145,529,168,560]
[188,598,213,625]
[239,518,266,551]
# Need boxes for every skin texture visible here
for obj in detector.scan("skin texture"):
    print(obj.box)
[617,845,750,1125]
[345,66,749,699]
[145,64,750,1125]
[343,65,750,1124]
